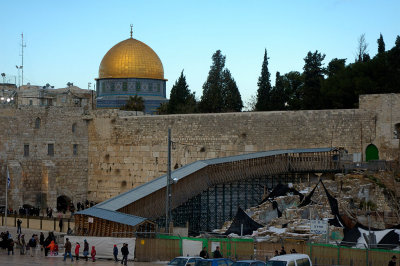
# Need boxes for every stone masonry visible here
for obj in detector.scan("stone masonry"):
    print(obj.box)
[0,93,399,208]
[0,106,89,210]
[86,94,400,203]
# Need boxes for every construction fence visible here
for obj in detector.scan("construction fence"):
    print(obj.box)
[135,235,254,262]
[307,243,400,266]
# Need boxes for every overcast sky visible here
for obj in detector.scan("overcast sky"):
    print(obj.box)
[1,0,399,105]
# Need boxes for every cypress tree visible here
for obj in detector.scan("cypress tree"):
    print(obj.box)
[222,69,243,112]
[168,70,196,114]
[200,50,225,113]
[255,49,272,111]
[377,33,385,54]
[302,50,325,110]
[269,72,286,110]
[395,35,400,48]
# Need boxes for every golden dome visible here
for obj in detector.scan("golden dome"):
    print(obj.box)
[98,38,164,80]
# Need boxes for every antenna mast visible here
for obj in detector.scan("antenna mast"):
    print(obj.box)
[20,33,26,86]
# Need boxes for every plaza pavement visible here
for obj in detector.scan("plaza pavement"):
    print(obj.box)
[0,248,165,265]
[0,225,166,265]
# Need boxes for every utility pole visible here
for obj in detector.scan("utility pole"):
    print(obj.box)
[20,33,26,86]
[165,128,172,233]
[5,166,9,230]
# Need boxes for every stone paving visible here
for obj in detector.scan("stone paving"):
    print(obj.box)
[0,226,165,265]
[0,248,163,266]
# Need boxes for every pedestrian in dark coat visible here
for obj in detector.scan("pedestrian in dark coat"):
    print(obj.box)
[213,246,222,258]
[17,219,22,234]
[200,247,209,259]
[83,239,89,261]
[121,243,129,265]
[44,237,51,256]
[7,238,14,255]
[39,232,44,251]
[389,255,397,266]
[113,244,118,262]
[59,219,63,232]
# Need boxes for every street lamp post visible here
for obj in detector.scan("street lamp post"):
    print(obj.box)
[15,66,22,87]
[165,128,172,233]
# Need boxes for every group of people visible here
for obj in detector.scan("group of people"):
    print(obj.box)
[273,246,296,256]
[199,246,223,259]
[113,243,130,265]
[1,231,47,257]
[62,238,96,262]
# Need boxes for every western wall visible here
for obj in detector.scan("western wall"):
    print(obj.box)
[0,93,399,209]
[0,106,89,209]
[87,94,400,203]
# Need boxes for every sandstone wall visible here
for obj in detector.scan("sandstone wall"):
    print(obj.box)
[0,106,89,209]
[1,94,399,208]
[87,103,392,203]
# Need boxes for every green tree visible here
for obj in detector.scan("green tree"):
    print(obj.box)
[157,102,169,115]
[326,58,346,78]
[255,49,272,111]
[302,50,326,109]
[222,69,243,112]
[395,35,400,48]
[269,72,286,110]
[377,33,385,54]
[321,58,356,108]
[200,50,226,113]
[168,70,197,114]
[120,95,145,115]
[283,71,303,110]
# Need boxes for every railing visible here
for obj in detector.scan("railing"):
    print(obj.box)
[0,214,74,233]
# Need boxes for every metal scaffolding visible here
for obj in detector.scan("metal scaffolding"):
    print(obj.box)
[157,173,303,234]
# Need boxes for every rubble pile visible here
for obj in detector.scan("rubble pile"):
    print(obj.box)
[217,172,400,242]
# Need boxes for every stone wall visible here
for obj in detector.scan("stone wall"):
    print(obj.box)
[0,106,89,210]
[1,93,399,208]
[86,94,399,203]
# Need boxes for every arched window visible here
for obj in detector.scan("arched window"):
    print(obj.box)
[366,144,379,161]
[72,123,77,133]
[34,117,41,129]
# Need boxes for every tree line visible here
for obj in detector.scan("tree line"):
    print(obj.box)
[152,33,400,114]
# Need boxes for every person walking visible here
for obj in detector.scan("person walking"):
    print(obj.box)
[28,235,36,257]
[121,243,129,265]
[113,244,119,262]
[75,242,80,260]
[17,219,22,234]
[44,236,51,256]
[19,234,26,255]
[39,232,44,251]
[34,234,40,256]
[7,237,14,255]
[91,246,96,262]
[83,239,89,261]
[213,246,222,258]
[59,219,63,232]
[63,238,73,262]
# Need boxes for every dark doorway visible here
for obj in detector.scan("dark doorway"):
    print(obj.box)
[57,195,71,212]
[366,144,379,161]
